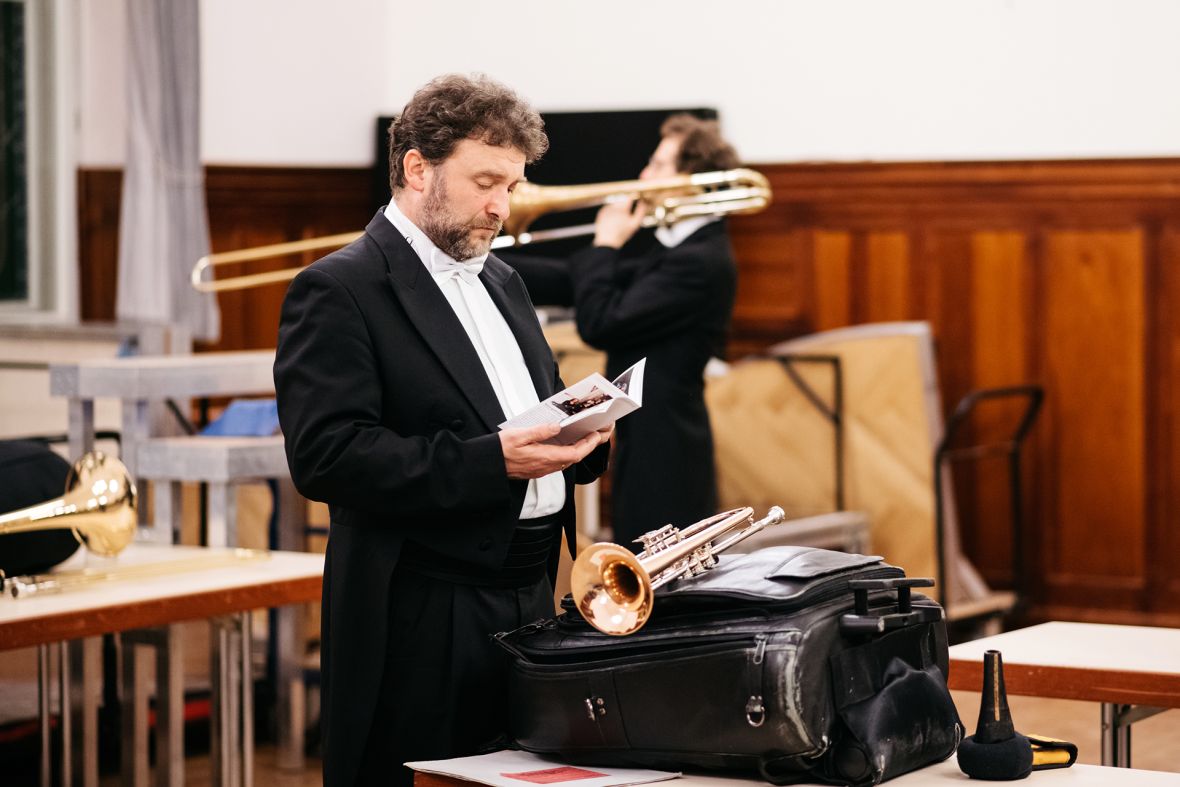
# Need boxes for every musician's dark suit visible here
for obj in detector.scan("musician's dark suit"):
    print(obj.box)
[507,220,736,547]
[274,211,609,787]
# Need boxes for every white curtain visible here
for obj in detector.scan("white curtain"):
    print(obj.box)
[116,0,219,343]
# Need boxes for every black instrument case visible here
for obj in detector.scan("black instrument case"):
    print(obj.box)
[495,546,963,786]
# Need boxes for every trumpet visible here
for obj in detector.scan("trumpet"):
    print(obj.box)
[191,167,772,293]
[571,505,786,636]
[0,451,137,558]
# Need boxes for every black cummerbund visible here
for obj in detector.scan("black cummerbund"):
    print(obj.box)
[398,515,560,588]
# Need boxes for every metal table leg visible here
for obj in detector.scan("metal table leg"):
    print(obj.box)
[39,640,98,787]
[122,626,184,787]
[211,615,236,787]
[59,642,71,787]
[211,612,254,787]
[69,634,101,787]
[121,637,150,786]
[241,612,254,787]
[1101,702,1166,767]
[38,644,51,787]
[156,625,184,787]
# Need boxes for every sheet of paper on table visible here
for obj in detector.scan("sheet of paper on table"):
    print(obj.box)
[406,749,680,787]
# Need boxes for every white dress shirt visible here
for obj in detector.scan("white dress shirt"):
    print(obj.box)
[655,215,716,248]
[384,199,565,518]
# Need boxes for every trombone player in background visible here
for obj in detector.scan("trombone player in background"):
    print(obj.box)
[274,74,611,787]
[504,114,742,551]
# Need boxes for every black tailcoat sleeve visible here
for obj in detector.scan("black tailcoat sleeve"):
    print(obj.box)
[567,221,737,544]
[274,211,608,787]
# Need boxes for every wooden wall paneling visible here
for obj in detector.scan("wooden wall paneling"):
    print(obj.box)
[919,230,975,408]
[861,231,911,324]
[77,165,371,350]
[811,230,852,332]
[1040,230,1146,611]
[1150,225,1180,612]
[207,227,290,351]
[200,166,371,353]
[727,227,809,357]
[76,169,121,322]
[918,231,987,582]
[728,160,1180,624]
[965,232,1035,592]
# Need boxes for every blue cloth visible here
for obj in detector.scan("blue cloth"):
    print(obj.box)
[200,398,280,437]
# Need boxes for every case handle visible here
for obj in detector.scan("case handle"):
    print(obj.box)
[840,577,941,635]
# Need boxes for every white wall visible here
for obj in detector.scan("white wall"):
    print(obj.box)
[76,0,125,167]
[78,0,1180,167]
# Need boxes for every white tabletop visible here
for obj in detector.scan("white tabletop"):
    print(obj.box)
[950,622,1180,674]
[947,622,1180,707]
[415,758,1180,786]
[0,544,323,650]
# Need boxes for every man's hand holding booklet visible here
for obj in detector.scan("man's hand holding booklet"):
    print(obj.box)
[500,358,645,445]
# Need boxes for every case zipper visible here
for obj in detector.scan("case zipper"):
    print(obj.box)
[745,634,768,727]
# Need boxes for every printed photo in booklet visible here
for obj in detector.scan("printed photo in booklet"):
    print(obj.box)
[500,358,646,446]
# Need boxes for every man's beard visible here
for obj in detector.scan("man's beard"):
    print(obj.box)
[420,176,501,261]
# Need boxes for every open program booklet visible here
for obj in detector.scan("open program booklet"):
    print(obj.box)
[500,358,645,446]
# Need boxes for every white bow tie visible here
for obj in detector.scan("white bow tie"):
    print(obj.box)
[430,250,485,284]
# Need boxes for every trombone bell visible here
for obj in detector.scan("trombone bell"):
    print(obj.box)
[571,505,786,636]
[0,451,138,558]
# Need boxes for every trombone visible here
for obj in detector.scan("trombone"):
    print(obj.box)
[191,167,772,293]
[0,450,268,598]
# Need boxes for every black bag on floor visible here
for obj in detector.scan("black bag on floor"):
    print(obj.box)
[0,440,79,576]
[495,546,963,786]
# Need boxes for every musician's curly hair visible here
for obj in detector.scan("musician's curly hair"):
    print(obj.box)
[388,74,548,193]
[661,114,740,174]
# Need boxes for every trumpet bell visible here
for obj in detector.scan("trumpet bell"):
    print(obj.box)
[570,543,651,636]
[570,505,786,636]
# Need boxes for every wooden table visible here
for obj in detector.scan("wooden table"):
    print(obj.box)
[0,544,323,787]
[413,757,1180,786]
[947,622,1180,768]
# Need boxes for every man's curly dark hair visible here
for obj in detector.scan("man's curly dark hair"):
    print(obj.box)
[388,74,548,194]
[661,113,740,174]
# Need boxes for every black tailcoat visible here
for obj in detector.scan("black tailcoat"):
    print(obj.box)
[274,211,609,787]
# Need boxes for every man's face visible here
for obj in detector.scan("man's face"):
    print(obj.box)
[420,138,525,260]
[640,135,682,181]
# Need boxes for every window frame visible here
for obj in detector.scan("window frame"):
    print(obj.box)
[0,0,77,322]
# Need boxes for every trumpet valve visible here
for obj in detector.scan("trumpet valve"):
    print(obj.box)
[677,546,719,582]
[636,524,681,557]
